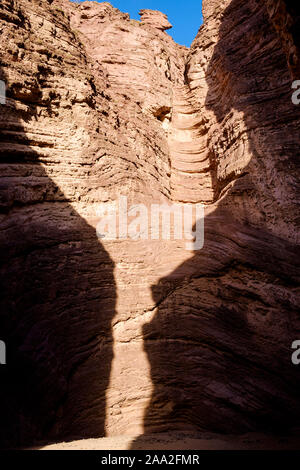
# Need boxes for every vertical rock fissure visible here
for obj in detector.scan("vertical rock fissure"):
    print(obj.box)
[0,0,299,447]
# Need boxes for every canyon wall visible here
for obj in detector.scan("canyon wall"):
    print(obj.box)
[134,0,300,439]
[0,0,299,447]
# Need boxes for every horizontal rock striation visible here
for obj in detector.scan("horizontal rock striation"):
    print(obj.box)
[0,0,299,448]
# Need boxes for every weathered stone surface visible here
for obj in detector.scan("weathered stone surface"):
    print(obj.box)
[0,0,299,449]
[134,0,300,438]
[0,0,118,447]
[266,0,300,77]
[139,9,172,31]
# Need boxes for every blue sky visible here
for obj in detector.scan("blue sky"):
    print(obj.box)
[70,1,203,46]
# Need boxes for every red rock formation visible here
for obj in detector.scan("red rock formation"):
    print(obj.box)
[0,0,299,448]
[266,0,300,77]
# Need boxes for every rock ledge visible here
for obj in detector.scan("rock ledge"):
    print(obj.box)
[139,9,172,31]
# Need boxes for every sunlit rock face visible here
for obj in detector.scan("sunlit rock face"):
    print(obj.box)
[139,9,173,31]
[0,0,299,448]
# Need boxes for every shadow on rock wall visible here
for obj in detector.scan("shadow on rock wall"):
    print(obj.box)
[131,0,300,447]
[0,64,116,448]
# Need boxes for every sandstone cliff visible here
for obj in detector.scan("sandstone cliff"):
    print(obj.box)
[0,0,299,448]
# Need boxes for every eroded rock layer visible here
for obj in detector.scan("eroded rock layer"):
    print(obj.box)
[0,0,299,448]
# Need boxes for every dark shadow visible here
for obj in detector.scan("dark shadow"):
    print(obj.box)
[274,0,300,77]
[132,0,300,447]
[0,37,116,449]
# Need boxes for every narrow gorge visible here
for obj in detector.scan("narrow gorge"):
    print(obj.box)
[0,0,299,449]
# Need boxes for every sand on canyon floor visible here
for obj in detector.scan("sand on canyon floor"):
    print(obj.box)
[37,431,300,450]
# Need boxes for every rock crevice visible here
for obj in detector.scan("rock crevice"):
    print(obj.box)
[0,0,299,447]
